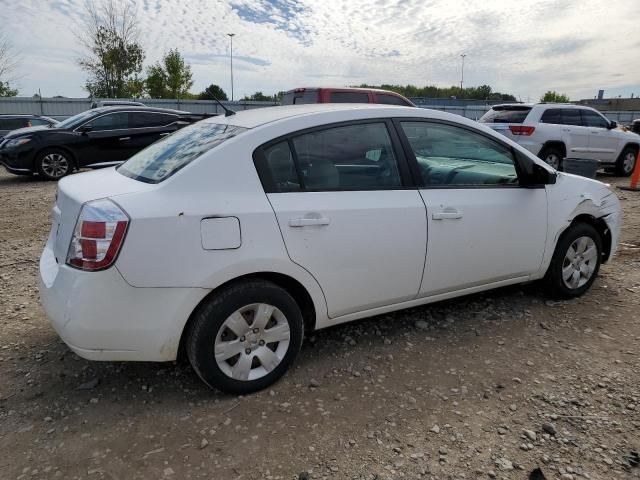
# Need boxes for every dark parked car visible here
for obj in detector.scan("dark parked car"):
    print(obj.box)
[0,106,208,180]
[0,114,58,136]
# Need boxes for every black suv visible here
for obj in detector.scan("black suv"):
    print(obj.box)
[0,114,58,136]
[0,106,208,180]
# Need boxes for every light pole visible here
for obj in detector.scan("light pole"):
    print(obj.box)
[227,33,235,101]
[460,54,467,91]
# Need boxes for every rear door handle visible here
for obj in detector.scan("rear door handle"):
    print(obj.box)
[288,217,330,227]
[432,208,462,220]
[118,137,130,141]
[159,132,171,137]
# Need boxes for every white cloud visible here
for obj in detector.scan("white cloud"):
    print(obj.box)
[1,0,638,100]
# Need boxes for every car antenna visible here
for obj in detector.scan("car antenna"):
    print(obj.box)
[210,94,236,117]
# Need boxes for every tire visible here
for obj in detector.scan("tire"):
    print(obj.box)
[36,148,72,180]
[545,223,602,299]
[615,146,637,177]
[539,146,564,171]
[186,280,304,394]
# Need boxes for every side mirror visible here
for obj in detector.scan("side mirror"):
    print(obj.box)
[78,125,93,134]
[608,120,617,129]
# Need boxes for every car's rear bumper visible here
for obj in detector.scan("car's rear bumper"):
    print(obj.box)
[39,237,209,361]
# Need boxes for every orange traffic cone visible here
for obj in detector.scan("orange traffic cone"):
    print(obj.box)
[619,150,640,191]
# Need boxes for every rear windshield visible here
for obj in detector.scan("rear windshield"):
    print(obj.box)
[479,106,532,124]
[117,122,247,183]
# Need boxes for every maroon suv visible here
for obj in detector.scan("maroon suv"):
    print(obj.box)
[282,87,415,107]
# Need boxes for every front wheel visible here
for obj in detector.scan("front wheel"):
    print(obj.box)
[36,149,72,180]
[545,223,602,298]
[186,280,304,394]
[615,147,637,176]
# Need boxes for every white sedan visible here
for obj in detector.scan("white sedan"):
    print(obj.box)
[39,104,621,393]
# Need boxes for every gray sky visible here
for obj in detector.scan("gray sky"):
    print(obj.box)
[2,0,639,100]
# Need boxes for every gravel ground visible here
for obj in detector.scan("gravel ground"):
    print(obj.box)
[0,169,639,480]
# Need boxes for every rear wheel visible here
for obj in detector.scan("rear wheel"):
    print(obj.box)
[186,280,304,394]
[615,146,637,176]
[545,223,602,298]
[36,148,72,180]
[539,146,563,170]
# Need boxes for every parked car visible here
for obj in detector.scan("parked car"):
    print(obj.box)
[479,103,639,176]
[91,100,146,109]
[0,106,207,180]
[0,114,58,136]
[39,104,621,394]
[281,87,415,106]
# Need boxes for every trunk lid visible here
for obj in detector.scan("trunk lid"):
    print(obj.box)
[479,105,533,139]
[51,167,153,263]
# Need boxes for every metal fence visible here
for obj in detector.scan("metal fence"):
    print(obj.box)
[0,97,278,120]
[0,97,638,124]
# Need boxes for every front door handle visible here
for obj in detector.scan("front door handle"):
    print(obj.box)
[159,132,171,137]
[432,208,462,220]
[118,137,131,141]
[288,217,330,227]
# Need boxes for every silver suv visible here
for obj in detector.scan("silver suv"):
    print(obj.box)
[479,103,639,176]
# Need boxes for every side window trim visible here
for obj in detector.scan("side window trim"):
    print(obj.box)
[253,118,416,193]
[392,117,528,190]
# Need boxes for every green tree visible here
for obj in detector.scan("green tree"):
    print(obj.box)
[77,0,145,98]
[198,84,228,101]
[163,49,193,99]
[356,83,516,101]
[0,34,19,96]
[145,64,166,98]
[242,91,272,101]
[540,91,570,103]
[145,49,193,99]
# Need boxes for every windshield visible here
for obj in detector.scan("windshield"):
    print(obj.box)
[479,106,531,124]
[55,110,100,129]
[117,122,248,183]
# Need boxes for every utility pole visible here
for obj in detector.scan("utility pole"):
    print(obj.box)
[460,54,467,91]
[227,33,235,101]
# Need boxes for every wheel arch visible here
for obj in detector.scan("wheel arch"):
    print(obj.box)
[177,271,318,362]
[620,142,639,155]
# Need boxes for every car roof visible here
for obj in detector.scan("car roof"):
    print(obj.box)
[286,86,407,95]
[207,103,446,129]
[89,106,190,115]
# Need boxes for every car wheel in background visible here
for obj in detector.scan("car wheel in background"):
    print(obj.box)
[186,280,304,394]
[615,146,637,177]
[36,149,72,180]
[539,146,563,171]
[545,223,602,299]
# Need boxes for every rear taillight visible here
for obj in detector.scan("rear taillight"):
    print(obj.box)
[66,199,129,271]
[508,125,536,136]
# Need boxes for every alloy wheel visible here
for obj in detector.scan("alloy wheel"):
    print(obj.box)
[41,153,69,178]
[622,151,636,175]
[214,303,291,381]
[562,236,598,289]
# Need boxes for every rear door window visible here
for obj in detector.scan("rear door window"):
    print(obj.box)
[282,90,318,105]
[131,112,178,128]
[262,141,300,192]
[290,122,402,190]
[479,107,531,124]
[329,92,370,103]
[560,109,582,126]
